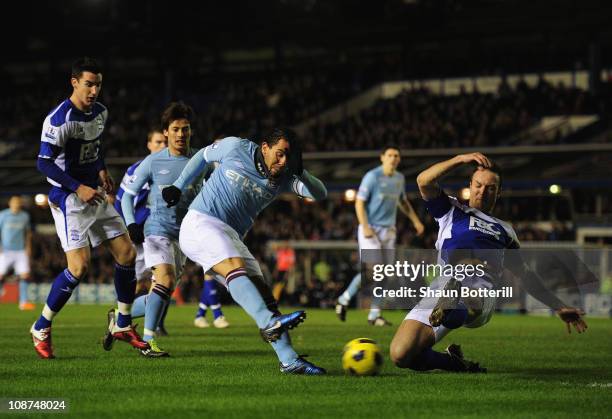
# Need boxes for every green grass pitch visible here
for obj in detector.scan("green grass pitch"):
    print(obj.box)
[1,304,610,418]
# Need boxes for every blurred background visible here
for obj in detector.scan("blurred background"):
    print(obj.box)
[1,0,611,314]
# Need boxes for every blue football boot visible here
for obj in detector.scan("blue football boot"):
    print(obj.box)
[259,310,306,343]
[280,356,327,375]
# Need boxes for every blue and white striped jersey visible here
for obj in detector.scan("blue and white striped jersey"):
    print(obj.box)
[425,194,520,277]
[115,160,150,226]
[37,99,108,208]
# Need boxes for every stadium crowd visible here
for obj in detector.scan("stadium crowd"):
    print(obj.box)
[303,78,607,151]
[2,72,609,161]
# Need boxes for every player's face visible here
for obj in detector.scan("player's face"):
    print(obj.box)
[262,139,290,178]
[70,71,102,110]
[147,132,167,154]
[469,168,500,213]
[380,148,400,172]
[164,119,191,155]
[8,196,22,212]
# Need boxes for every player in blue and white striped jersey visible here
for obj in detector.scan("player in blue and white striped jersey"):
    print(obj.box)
[30,57,148,359]
[163,128,327,374]
[390,153,588,373]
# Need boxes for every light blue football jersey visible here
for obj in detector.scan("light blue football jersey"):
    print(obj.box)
[356,166,406,227]
[0,209,30,251]
[122,148,201,240]
[176,137,322,238]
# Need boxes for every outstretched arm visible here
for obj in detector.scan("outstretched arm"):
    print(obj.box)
[291,170,327,201]
[173,149,208,190]
[505,250,588,334]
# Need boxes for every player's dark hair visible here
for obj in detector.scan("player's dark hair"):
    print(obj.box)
[160,102,195,130]
[264,127,299,148]
[71,57,101,79]
[471,163,503,187]
[381,144,400,155]
[147,127,163,143]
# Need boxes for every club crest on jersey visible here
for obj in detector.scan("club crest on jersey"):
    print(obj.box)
[469,216,501,239]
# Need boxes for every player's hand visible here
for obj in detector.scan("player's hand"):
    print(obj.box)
[363,225,375,238]
[76,184,105,206]
[99,169,115,194]
[455,152,492,168]
[414,220,425,237]
[556,307,588,334]
[127,223,145,245]
[162,185,182,208]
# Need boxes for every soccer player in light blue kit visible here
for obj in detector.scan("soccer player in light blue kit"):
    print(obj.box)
[31,57,147,359]
[390,152,588,372]
[113,102,203,357]
[0,196,34,310]
[114,129,167,292]
[163,128,327,374]
[335,146,424,325]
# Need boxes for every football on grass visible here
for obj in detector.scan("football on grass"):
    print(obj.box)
[342,338,383,376]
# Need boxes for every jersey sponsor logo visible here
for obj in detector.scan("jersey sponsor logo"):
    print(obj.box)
[79,139,100,164]
[469,216,501,239]
[158,169,170,175]
[225,169,274,200]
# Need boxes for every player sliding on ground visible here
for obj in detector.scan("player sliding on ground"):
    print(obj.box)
[390,153,587,372]
[163,128,327,374]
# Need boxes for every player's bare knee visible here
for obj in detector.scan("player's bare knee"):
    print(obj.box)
[389,340,420,368]
[68,260,89,279]
[116,245,136,266]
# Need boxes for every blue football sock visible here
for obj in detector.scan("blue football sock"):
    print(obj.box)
[412,348,457,371]
[34,269,79,330]
[114,263,136,328]
[131,294,147,318]
[226,270,273,328]
[338,273,361,305]
[19,280,28,304]
[158,301,169,328]
[144,283,170,341]
[196,284,208,318]
[204,279,223,319]
[226,268,298,364]
[196,302,207,318]
[271,332,298,366]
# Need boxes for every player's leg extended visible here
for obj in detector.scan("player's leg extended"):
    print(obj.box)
[213,258,323,373]
[390,319,485,373]
[31,247,89,359]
